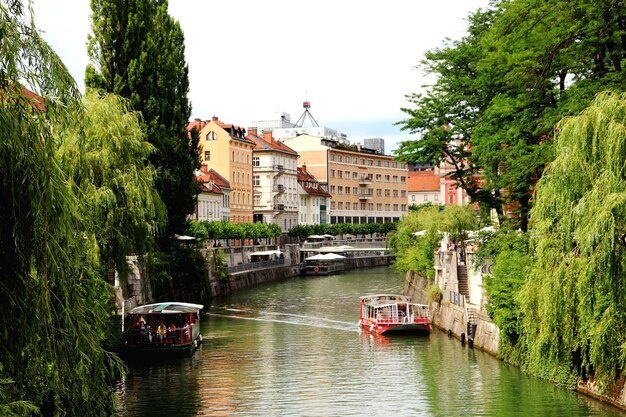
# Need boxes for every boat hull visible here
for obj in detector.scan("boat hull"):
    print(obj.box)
[360,319,431,336]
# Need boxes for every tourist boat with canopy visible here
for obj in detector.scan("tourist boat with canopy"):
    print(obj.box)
[303,253,346,275]
[123,302,203,353]
[359,294,431,335]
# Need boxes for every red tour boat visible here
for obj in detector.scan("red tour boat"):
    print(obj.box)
[359,294,431,335]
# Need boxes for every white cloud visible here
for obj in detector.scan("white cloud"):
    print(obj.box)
[33,0,490,152]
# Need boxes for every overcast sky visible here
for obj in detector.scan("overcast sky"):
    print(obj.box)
[33,0,490,152]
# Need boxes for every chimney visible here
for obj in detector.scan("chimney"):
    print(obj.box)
[301,163,307,172]
[212,116,218,122]
[263,131,274,143]
[194,118,201,122]
[248,128,257,136]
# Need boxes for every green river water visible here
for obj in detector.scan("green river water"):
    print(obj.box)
[115,266,623,416]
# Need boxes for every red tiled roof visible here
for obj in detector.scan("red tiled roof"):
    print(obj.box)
[247,131,298,156]
[408,170,440,192]
[297,167,331,197]
[198,182,223,195]
[197,165,231,190]
[187,119,209,132]
[22,88,46,111]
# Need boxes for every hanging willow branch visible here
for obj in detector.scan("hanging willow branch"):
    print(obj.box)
[0,1,124,415]
[521,92,626,389]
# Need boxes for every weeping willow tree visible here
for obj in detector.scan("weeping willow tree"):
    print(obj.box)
[58,90,166,285]
[520,92,626,389]
[1,1,124,415]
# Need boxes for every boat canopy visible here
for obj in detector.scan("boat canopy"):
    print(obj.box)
[129,302,204,315]
[249,250,283,256]
[305,253,346,261]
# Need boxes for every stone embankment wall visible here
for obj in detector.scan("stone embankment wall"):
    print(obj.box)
[403,270,499,355]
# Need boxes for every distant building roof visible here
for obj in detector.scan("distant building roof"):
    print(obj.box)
[197,165,231,191]
[247,129,299,156]
[408,170,440,192]
[298,166,331,197]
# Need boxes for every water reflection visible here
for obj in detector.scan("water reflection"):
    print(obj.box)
[115,267,622,417]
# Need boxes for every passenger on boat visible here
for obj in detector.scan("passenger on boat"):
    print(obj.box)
[156,323,166,341]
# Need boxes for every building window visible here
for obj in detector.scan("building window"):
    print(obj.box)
[204,151,210,161]
[338,155,343,162]
[393,204,398,211]
[385,175,390,182]
[330,169,335,178]
[368,203,373,211]
[330,185,336,193]
[401,190,407,198]
[393,162,398,168]
[353,202,358,210]
[393,176,398,183]
[345,187,350,195]
[411,195,416,201]
[253,156,260,167]
[377,160,381,167]
[377,203,382,210]
[434,194,439,201]
[401,176,406,183]
[345,171,350,178]
[338,202,343,210]
[360,203,366,210]
[331,201,336,209]
[377,189,382,197]
[253,175,260,186]
[353,187,358,194]
[401,204,407,211]
[338,186,343,195]
[385,189,390,197]
[338,171,343,179]
[385,204,390,211]
[368,159,373,166]
[330,154,335,161]
[385,161,390,167]
[424,195,429,201]
[393,190,398,198]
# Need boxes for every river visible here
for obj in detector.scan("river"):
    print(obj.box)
[115,266,622,416]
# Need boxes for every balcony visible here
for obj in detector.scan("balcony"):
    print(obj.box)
[359,175,372,184]
[274,204,285,211]
[358,192,373,200]
[273,184,285,193]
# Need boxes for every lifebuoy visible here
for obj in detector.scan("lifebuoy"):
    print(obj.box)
[313,266,319,273]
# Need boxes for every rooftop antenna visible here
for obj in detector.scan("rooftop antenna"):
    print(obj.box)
[293,94,319,128]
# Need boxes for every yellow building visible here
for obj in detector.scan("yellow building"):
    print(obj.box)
[283,134,408,223]
[188,117,255,223]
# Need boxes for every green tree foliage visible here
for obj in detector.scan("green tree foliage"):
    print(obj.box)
[87,0,200,235]
[287,223,397,241]
[520,92,626,388]
[57,90,166,280]
[396,0,626,231]
[477,230,530,361]
[389,205,476,278]
[0,1,123,415]
[187,221,282,243]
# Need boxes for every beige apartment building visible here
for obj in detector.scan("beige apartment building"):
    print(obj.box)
[283,134,408,223]
[187,117,255,223]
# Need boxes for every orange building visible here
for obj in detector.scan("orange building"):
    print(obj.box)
[187,117,255,223]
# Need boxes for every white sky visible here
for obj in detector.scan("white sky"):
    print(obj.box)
[32,0,490,152]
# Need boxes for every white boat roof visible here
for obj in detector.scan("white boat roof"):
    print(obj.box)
[250,250,283,256]
[307,235,325,239]
[360,294,428,308]
[129,302,204,315]
[305,253,346,260]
